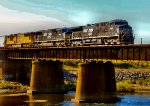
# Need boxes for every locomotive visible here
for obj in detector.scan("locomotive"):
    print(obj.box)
[4,19,134,48]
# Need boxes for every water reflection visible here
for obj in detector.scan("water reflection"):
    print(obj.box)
[27,94,64,106]
[118,94,150,106]
[0,93,150,106]
[0,94,64,106]
[74,103,116,106]
[0,94,28,106]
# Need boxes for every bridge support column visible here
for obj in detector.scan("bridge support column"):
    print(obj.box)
[29,60,64,94]
[1,59,31,84]
[72,61,119,103]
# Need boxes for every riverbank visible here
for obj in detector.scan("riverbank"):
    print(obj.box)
[115,69,150,93]
[0,60,150,94]
[63,60,150,93]
[64,70,150,93]
[0,80,29,94]
[1,73,150,94]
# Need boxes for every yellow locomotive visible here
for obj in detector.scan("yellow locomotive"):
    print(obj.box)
[4,32,41,48]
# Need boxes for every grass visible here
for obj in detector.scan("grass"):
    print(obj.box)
[112,61,150,69]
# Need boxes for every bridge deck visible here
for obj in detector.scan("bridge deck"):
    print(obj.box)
[0,44,150,61]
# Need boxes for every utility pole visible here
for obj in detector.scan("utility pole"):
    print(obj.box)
[141,38,142,45]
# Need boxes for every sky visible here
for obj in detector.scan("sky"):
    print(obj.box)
[0,0,150,45]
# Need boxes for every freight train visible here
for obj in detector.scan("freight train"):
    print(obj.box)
[4,19,134,48]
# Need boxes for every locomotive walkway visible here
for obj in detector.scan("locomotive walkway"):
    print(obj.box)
[0,44,150,103]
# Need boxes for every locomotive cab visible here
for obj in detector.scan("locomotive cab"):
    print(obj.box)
[64,32,72,46]
[118,25,134,44]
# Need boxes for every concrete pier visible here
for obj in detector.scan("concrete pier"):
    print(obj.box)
[1,59,31,84]
[29,60,64,94]
[104,61,117,98]
[72,61,119,103]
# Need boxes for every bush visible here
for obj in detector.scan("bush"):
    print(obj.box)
[65,83,76,91]
[136,78,144,85]
[0,81,28,90]
[117,80,135,92]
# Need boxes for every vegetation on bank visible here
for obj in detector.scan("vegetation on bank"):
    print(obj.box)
[0,80,29,94]
[64,82,76,91]
[63,60,80,72]
[63,60,150,71]
[64,78,150,93]
[63,60,150,93]
[117,78,150,93]
[113,61,150,70]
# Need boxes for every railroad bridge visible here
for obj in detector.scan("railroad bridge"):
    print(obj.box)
[0,44,150,103]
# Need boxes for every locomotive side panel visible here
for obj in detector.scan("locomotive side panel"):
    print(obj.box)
[41,29,64,41]
[69,27,83,46]
[5,34,16,45]
[16,33,33,45]
[25,32,41,47]
[4,34,17,47]
[34,29,66,47]
[16,33,24,44]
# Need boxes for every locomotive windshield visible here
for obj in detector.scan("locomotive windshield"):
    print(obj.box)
[111,19,128,25]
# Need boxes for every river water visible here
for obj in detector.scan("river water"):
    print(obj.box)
[0,92,150,106]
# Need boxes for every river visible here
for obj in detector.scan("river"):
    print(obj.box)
[0,92,150,106]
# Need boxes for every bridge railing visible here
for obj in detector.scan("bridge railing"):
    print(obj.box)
[0,44,150,61]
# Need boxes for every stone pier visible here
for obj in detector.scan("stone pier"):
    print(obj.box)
[72,61,120,103]
[29,60,64,94]
[1,59,31,84]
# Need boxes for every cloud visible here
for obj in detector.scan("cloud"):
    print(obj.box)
[0,5,66,23]
[0,5,71,35]
[0,0,150,44]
